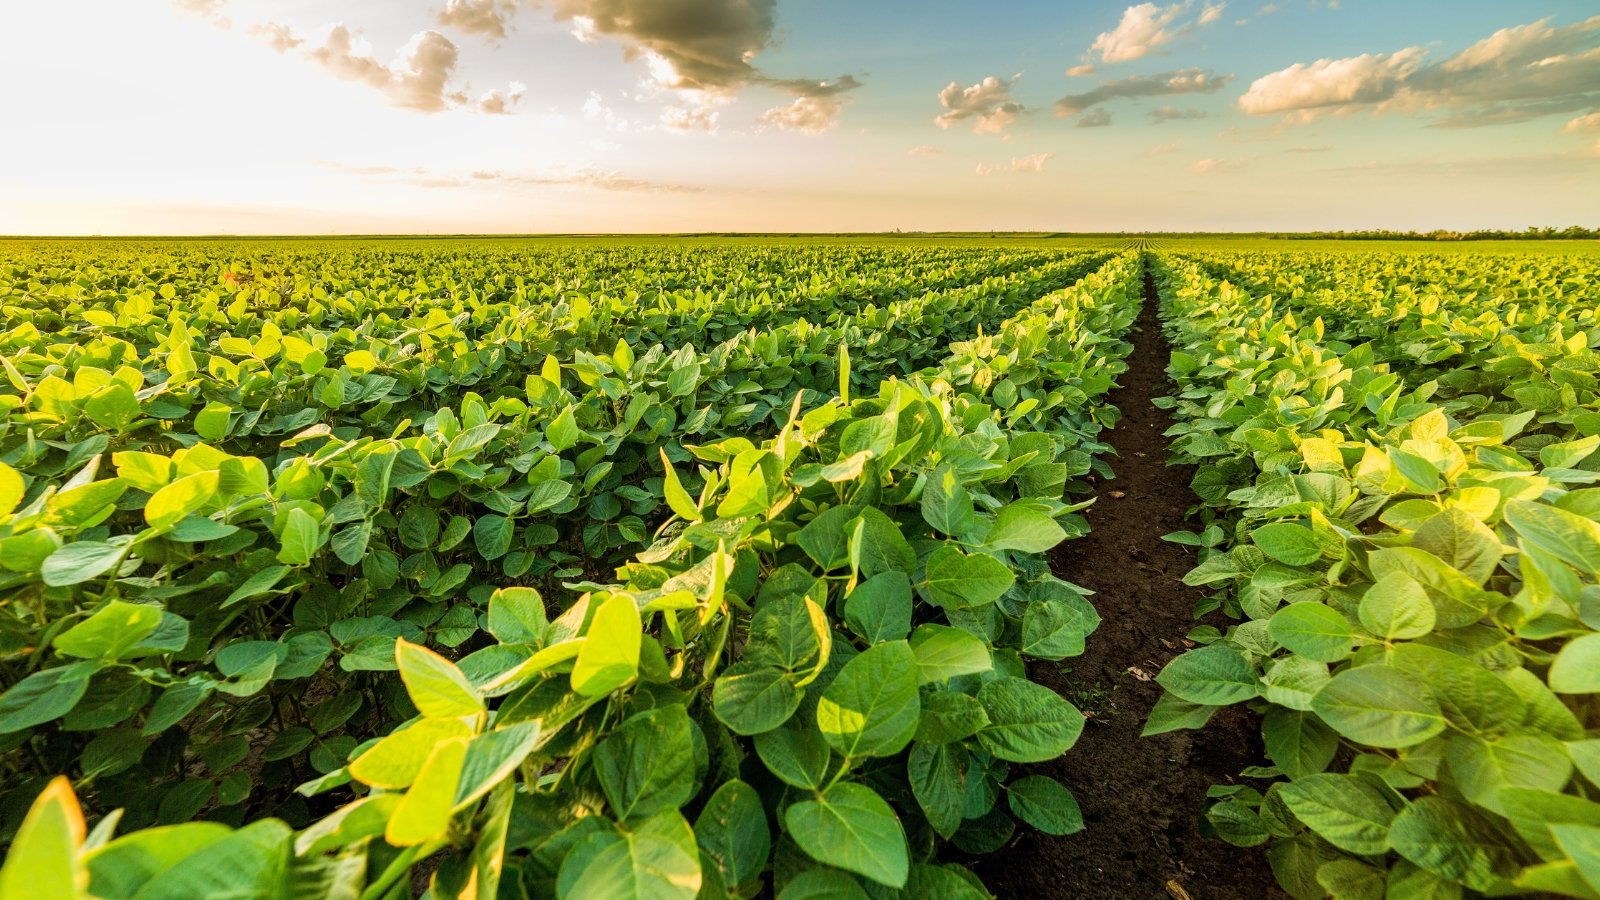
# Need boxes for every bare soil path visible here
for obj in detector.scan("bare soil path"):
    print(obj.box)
[975,258,1281,900]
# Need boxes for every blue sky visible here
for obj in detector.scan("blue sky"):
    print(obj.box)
[0,0,1595,233]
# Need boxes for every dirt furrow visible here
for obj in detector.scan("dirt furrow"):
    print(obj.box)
[976,257,1280,899]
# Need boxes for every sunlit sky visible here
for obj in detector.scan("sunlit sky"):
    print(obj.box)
[1,0,1597,233]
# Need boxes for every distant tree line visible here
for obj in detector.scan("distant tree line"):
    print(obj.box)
[1276,226,1598,241]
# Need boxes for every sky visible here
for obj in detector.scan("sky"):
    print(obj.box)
[0,0,1596,234]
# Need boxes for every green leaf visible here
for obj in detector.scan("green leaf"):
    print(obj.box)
[1261,707,1337,779]
[194,402,231,441]
[0,462,25,518]
[556,810,701,900]
[921,466,975,537]
[1141,693,1220,736]
[797,505,854,570]
[915,690,989,744]
[1155,645,1258,705]
[1551,824,1600,894]
[487,586,547,645]
[41,540,127,587]
[348,718,473,789]
[778,869,867,900]
[785,782,908,888]
[104,819,291,899]
[145,471,218,530]
[985,505,1066,554]
[694,781,769,891]
[752,725,830,789]
[1007,776,1083,835]
[1550,633,1600,694]
[843,572,912,643]
[1387,796,1521,892]
[1358,573,1436,640]
[0,663,97,734]
[1311,665,1446,748]
[909,624,991,684]
[222,565,289,608]
[595,705,697,823]
[546,406,581,453]
[975,676,1084,762]
[1020,598,1094,660]
[0,778,84,900]
[571,594,641,697]
[713,664,802,736]
[817,641,920,758]
[1278,773,1396,855]
[395,638,483,718]
[1506,500,1600,577]
[921,546,1014,609]
[53,600,161,661]
[659,449,701,522]
[387,736,468,846]
[1252,522,1322,566]
[472,514,515,561]
[908,742,967,838]
[1268,602,1354,663]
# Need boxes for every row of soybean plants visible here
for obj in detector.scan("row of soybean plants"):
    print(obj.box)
[0,243,1106,834]
[1147,251,1600,899]
[0,248,1139,898]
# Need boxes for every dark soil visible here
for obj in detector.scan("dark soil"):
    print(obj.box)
[976,259,1282,900]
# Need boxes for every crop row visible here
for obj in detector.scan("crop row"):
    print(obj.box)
[0,249,1142,898]
[1148,254,1600,898]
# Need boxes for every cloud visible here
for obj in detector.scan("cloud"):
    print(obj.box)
[1237,49,1425,117]
[247,22,522,115]
[759,75,860,131]
[1285,144,1332,153]
[761,95,846,133]
[529,1,861,129]
[437,0,517,40]
[1055,68,1231,116]
[1145,140,1182,156]
[249,22,302,53]
[660,104,720,133]
[1076,109,1112,128]
[976,152,1052,175]
[1238,16,1600,126]
[303,26,461,112]
[907,145,944,156]
[1091,3,1186,64]
[1084,1,1227,65]
[1148,105,1207,122]
[1565,111,1600,133]
[936,75,1025,134]
[1066,64,1097,77]
[476,82,527,114]
[1187,157,1249,173]
[326,160,702,193]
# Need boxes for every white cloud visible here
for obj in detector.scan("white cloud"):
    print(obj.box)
[1564,111,1600,133]
[476,82,526,114]
[660,104,720,133]
[907,145,944,156]
[1238,16,1600,126]
[1066,64,1097,77]
[249,22,302,54]
[936,75,1025,134]
[437,0,518,40]
[1145,140,1182,156]
[761,95,846,133]
[1091,2,1186,64]
[1238,49,1426,117]
[1187,157,1249,173]
[976,152,1052,175]
[249,22,521,115]
[1198,3,1226,25]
